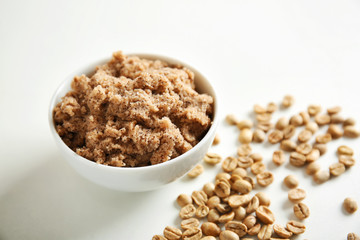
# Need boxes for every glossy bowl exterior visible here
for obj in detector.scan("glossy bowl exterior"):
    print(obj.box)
[49,54,218,191]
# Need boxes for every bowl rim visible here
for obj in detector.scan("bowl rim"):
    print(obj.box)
[48,53,219,173]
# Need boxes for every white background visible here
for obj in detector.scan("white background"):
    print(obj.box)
[1,0,360,239]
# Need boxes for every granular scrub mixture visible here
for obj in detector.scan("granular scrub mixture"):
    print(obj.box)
[53,51,214,167]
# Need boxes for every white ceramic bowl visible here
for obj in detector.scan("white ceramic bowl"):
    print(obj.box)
[49,53,218,192]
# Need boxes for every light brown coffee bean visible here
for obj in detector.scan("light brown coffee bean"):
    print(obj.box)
[201,222,220,237]
[306,149,320,163]
[222,157,238,172]
[257,171,274,187]
[248,223,261,236]
[276,117,289,130]
[203,183,215,198]
[226,114,238,125]
[272,150,285,166]
[232,179,252,194]
[232,167,247,177]
[207,196,220,209]
[228,194,251,208]
[344,126,360,138]
[267,102,278,113]
[237,144,252,157]
[286,220,306,235]
[327,124,343,139]
[343,117,356,127]
[152,235,167,240]
[188,164,204,178]
[219,230,240,240]
[331,114,345,124]
[288,188,306,203]
[237,156,253,168]
[315,114,331,126]
[215,208,232,222]
[239,128,253,144]
[250,153,263,162]
[305,121,319,133]
[327,106,341,115]
[300,111,310,124]
[343,197,358,214]
[339,155,356,168]
[234,206,246,221]
[298,129,312,143]
[180,204,196,219]
[192,191,208,206]
[164,226,182,240]
[214,180,231,198]
[243,176,256,188]
[306,162,321,175]
[283,125,296,139]
[218,211,235,223]
[253,129,266,143]
[257,122,274,133]
[243,215,257,229]
[237,119,253,130]
[296,143,312,155]
[196,205,210,218]
[348,233,360,240]
[246,196,260,214]
[177,194,193,207]
[284,175,299,189]
[258,224,273,240]
[212,134,220,145]
[256,192,271,206]
[313,143,327,155]
[337,145,354,156]
[293,202,310,219]
[308,104,321,116]
[268,130,284,144]
[273,224,293,238]
[280,139,297,152]
[289,152,306,167]
[256,113,272,123]
[181,218,200,230]
[316,133,332,144]
[182,227,202,240]
[204,153,222,165]
[216,172,231,181]
[282,95,294,108]
[313,170,330,184]
[329,162,346,176]
[251,161,266,175]
[230,174,241,185]
[290,114,303,126]
[256,205,275,224]
[254,104,267,114]
[216,203,231,214]
[207,209,220,223]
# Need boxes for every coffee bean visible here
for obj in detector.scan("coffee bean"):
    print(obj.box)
[288,188,306,203]
[293,202,310,219]
[286,220,306,235]
[164,226,182,240]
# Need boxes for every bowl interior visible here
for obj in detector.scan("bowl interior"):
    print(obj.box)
[49,53,218,190]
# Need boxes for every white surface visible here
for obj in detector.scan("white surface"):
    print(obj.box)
[0,0,360,239]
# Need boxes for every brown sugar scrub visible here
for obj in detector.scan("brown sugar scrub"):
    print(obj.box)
[53,51,214,167]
